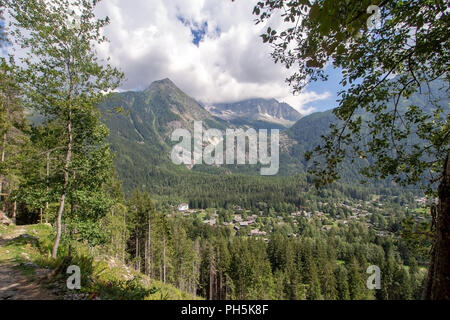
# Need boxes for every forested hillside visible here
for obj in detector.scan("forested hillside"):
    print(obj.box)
[99,77,448,197]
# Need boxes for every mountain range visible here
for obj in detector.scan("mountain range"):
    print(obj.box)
[205,98,302,130]
[98,78,448,193]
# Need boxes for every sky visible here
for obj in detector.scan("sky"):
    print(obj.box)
[93,0,342,115]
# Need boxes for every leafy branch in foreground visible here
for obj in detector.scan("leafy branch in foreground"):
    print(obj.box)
[252,0,449,299]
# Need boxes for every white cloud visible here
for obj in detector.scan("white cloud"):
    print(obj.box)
[94,0,328,114]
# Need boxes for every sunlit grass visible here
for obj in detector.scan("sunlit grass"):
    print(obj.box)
[0,223,200,300]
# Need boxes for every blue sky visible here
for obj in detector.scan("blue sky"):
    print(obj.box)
[304,66,343,112]
[177,15,210,47]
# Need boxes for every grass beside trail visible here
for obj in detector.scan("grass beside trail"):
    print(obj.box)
[0,224,200,300]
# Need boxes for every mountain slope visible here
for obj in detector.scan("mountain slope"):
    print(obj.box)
[205,98,302,129]
[283,79,449,180]
[100,77,448,193]
[104,78,228,142]
[100,78,235,191]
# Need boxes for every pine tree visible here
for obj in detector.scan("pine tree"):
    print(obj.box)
[348,259,365,300]
[335,265,350,300]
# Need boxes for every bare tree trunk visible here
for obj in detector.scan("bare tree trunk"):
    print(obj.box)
[53,202,65,259]
[193,239,199,296]
[209,248,215,300]
[52,106,72,259]
[218,268,222,300]
[0,132,6,213]
[224,275,228,300]
[180,269,184,292]
[111,206,117,259]
[44,202,49,224]
[45,151,50,223]
[12,200,16,224]
[135,230,140,271]
[122,212,126,264]
[144,238,148,275]
[163,234,166,284]
[147,214,152,277]
[192,260,196,295]
[424,152,450,300]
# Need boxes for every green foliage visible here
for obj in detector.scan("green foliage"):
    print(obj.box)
[6,0,124,256]
[0,56,30,210]
[102,202,129,262]
[253,0,449,195]
[93,277,160,300]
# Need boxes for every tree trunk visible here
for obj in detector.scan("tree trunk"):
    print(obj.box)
[52,106,72,259]
[147,214,152,277]
[218,268,223,300]
[209,248,215,300]
[193,239,200,296]
[122,212,126,264]
[135,229,140,271]
[45,151,50,223]
[12,200,16,224]
[144,238,148,275]
[424,152,450,300]
[163,234,166,284]
[0,132,6,213]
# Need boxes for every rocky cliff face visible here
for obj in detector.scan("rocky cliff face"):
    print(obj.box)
[206,98,302,128]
